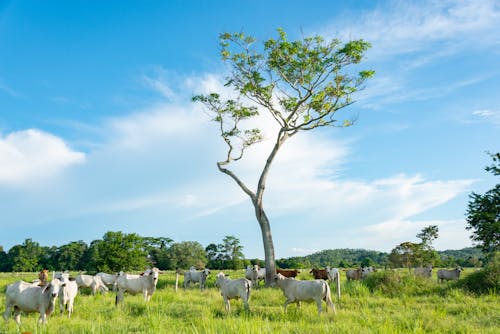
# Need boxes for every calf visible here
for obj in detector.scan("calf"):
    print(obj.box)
[75,274,109,295]
[215,272,251,312]
[115,267,161,305]
[184,268,210,290]
[38,269,49,286]
[58,277,78,318]
[276,269,300,278]
[274,273,335,315]
[3,279,64,325]
[310,268,329,280]
[437,267,462,283]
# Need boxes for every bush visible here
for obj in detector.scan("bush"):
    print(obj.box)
[458,252,500,294]
[362,270,438,297]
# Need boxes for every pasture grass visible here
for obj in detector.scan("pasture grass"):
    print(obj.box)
[0,269,498,333]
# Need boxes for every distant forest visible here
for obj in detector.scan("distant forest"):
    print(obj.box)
[0,231,485,273]
[277,247,484,269]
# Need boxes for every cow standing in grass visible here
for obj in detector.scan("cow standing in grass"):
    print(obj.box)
[437,267,462,283]
[115,268,161,305]
[215,272,252,312]
[274,273,335,315]
[3,278,65,325]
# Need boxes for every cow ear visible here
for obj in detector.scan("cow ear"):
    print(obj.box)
[42,284,51,294]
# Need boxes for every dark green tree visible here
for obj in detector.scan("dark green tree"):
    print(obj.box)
[143,237,173,269]
[0,246,10,272]
[165,241,207,270]
[8,239,43,272]
[56,241,88,270]
[466,152,500,255]
[221,235,245,269]
[93,231,148,272]
[205,243,225,269]
[193,29,373,285]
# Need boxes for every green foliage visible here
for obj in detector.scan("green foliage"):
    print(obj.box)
[466,152,500,255]
[7,239,43,272]
[165,241,207,270]
[206,236,245,269]
[389,225,441,268]
[457,251,500,294]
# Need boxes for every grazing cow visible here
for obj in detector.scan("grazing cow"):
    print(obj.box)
[115,268,161,305]
[75,274,109,295]
[274,273,335,315]
[58,277,78,318]
[96,272,119,290]
[414,266,433,278]
[437,267,462,283]
[310,268,329,280]
[184,268,210,290]
[215,272,252,312]
[276,269,300,278]
[326,267,340,282]
[38,269,49,286]
[345,268,362,281]
[3,279,65,325]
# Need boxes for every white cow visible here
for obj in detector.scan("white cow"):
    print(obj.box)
[75,274,109,295]
[437,267,462,283]
[215,272,252,312]
[326,267,340,282]
[115,267,161,305]
[245,265,266,287]
[274,273,336,315]
[184,268,210,290]
[96,272,119,290]
[361,266,375,279]
[414,266,433,278]
[3,279,65,325]
[58,277,78,318]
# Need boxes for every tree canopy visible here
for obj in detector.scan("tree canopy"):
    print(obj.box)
[466,152,500,256]
[193,28,373,284]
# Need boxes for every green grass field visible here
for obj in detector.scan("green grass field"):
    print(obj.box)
[0,269,498,333]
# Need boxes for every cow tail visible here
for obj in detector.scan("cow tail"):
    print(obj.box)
[324,282,336,314]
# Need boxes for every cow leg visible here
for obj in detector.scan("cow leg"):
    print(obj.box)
[3,303,12,322]
[13,308,22,325]
[223,297,230,312]
[316,299,323,314]
[283,299,293,312]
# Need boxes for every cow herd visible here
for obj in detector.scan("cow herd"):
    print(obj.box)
[2,264,463,325]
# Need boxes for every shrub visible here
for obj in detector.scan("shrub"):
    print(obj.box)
[458,252,499,294]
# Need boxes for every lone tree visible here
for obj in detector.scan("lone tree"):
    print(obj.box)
[466,152,500,256]
[193,28,373,285]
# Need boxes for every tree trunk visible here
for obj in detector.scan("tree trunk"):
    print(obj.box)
[254,202,276,286]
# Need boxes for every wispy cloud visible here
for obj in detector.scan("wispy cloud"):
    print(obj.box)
[472,109,500,127]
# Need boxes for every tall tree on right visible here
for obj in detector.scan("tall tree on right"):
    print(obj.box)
[466,152,500,256]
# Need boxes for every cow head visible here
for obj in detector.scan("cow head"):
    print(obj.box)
[43,278,65,298]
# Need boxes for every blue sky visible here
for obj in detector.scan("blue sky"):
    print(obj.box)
[0,0,499,258]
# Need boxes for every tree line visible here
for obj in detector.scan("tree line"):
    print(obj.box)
[0,232,254,273]
[0,230,484,273]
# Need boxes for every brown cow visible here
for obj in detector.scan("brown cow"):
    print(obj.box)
[38,269,49,286]
[309,268,329,280]
[276,269,300,278]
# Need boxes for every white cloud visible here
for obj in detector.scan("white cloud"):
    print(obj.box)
[330,0,500,60]
[358,219,472,252]
[472,109,500,127]
[0,129,85,186]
